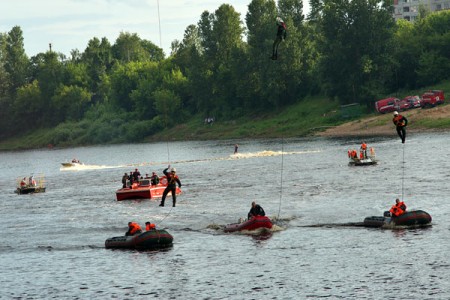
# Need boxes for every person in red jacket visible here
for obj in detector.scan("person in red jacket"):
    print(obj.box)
[393,111,408,143]
[125,222,142,236]
[389,198,407,217]
[360,142,367,159]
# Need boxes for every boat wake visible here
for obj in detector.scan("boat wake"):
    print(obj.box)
[229,150,321,160]
[120,150,322,169]
[60,164,122,171]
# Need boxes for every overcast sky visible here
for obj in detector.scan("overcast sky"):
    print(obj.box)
[0,0,310,58]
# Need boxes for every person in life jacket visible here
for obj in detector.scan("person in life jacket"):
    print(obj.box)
[360,142,367,159]
[389,198,407,217]
[125,222,142,236]
[248,201,266,220]
[393,111,408,143]
[159,166,182,207]
[20,177,27,188]
[145,221,156,231]
[271,17,287,60]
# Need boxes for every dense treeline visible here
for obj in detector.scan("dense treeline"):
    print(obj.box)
[0,0,449,145]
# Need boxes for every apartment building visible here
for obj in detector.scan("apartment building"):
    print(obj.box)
[393,0,450,21]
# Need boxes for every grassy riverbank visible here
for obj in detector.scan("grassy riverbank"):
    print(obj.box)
[1,81,449,151]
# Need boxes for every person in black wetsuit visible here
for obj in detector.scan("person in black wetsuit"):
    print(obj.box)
[248,201,266,220]
[159,166,182,207]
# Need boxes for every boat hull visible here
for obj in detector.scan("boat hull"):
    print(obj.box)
[116,184,181,201]
[349,158,377,166]
[15,187,46,194]
[363,210,432,228]
[224,216,273,233]
[105,229,173,250]
[61,162,83,167]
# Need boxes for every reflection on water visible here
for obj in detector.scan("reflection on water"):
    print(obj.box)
[1,134,449,299]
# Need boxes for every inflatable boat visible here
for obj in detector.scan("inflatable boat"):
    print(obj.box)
[363,210,432,228]
[348,157,377,166]
[105,229,173,250]
[224,216,273,233]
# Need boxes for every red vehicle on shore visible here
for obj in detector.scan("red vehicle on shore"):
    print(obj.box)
[375,97,400,114]
[401,95,421,109]
[421,90,445,108]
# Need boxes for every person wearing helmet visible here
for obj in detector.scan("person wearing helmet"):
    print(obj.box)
[271,17,287,60]
[392,111,408,143]
[159,165,182,207]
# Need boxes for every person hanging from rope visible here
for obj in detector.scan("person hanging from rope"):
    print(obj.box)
[389,198,407,217]
[159,165,182,207]
[247,201,266,220]
[393,111,408,144]
[270,17,287,60]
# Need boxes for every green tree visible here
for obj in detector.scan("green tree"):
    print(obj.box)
[318,0,396,105]
[4,26,29,97]
[52,85,92,122]
[112,32,163,63]
[12,80,42,128]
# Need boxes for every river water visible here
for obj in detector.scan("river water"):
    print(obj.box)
[1,133,449,299]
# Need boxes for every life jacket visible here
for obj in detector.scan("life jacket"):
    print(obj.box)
[348,150,351,158]
[359,151,364,159]
[393,115,405,127]
[361,143,367,150]
[20,180,27,187]
[389,202,406,217]
[129,222,142,235]
[146,223,156,230]
[168,174,179,186]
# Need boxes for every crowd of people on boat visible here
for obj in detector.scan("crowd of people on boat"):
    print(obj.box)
[348,142,375,160]
[121,168,161,188]
[19,176,37,189]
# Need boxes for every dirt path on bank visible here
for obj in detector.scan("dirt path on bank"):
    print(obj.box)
[315,104,450,137]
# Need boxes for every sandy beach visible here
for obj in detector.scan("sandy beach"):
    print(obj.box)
[316,104,450,137]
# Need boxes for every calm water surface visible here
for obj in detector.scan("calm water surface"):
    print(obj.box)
[1,133,449,299]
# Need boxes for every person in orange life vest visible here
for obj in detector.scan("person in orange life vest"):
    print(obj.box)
[393,111,408,143]
[248,201,266,220]
[125,222,142,236]
[389,198,407,217]
[145,221,156,231]
[360,142,367,159]
[159,166,181,207]
[351,149,358,159]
